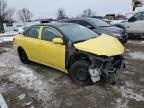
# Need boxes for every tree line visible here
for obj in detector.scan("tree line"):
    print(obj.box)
[56,8,96,20]
[0,0,97,22]
[0,0,126,23]
[0,0,33,23]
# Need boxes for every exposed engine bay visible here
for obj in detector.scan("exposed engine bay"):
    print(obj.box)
[66,38,125,85]
[89,55,125,84]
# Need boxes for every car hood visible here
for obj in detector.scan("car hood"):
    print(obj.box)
[93,26,123,35]
[74,34,125,57]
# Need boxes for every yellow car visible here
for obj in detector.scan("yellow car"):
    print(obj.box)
[13,23,125,86]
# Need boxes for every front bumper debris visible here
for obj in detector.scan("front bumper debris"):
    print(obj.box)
[89,55,125,84]
[89,67,101,83]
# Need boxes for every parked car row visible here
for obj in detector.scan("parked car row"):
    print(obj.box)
[13,22,125,86]
[59,18,128,44]
[110,11,144,38]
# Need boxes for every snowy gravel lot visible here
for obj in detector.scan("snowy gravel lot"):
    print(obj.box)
[0,36,144,108]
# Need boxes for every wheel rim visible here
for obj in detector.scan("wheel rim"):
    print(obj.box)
[75,68,89,82]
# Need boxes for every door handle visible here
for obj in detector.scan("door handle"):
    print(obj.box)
[127,26,130,28]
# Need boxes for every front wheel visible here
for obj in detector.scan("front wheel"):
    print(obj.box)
[69,60,93,86]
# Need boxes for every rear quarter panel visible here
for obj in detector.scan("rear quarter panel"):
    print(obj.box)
[13,34,25,53]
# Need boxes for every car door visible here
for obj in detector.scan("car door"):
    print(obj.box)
[22,26,41,61]
[126,12,144,33]
[39,26,65,71]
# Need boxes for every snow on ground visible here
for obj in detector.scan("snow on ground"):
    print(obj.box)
[0,39,144,108]
[0,31,17,43]
[114,81,144,108]
[8,64,59,106]
[0,36,14,43]
[128,51,144,60]
[0,48,59,107]
[0,31,17,37]
[120,86,144,102]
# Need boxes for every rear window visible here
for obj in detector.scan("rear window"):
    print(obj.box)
[23,27,40,39]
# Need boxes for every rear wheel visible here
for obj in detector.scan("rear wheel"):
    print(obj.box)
[18,48,29,64]
[69,60,93,86]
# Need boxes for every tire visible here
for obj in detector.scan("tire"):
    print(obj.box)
[18,48,29,64]
[69,60,93,86]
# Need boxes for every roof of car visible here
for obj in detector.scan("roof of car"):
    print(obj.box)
[60,17,97,22]
[34,22,76,28]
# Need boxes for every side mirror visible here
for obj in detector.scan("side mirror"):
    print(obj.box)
[128,17,136,22]
[52,38,63,44]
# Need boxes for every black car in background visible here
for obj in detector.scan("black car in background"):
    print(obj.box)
[59,18,128,44]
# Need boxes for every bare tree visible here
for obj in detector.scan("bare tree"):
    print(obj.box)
[57,8,66,20]
[17,8,33,22]
[6,8,15,20]
[81,8,95,17]
[0,0,7,21]
[0,0,15,22]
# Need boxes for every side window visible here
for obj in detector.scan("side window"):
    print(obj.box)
[78,20,92,27]
[24,27,40,39]
[141,12,144,20]
[74,20,94,29]
[134,12,144,21]
[42,27,60,42]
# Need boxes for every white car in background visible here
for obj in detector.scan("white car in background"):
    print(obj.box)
[110,20,127,30]
[126,11,144,37]
[18,26,28,34]
[14,25,23,31]
[110,11,144,38]
[110,20,127,26]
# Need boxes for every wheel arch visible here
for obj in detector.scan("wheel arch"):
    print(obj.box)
[18,46,24,53]
[67,53,91,70]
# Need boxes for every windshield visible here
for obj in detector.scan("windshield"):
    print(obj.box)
[59,24,98,43]
[88,18,110,27]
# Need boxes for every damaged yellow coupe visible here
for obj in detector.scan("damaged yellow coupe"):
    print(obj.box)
[13,23,125,86]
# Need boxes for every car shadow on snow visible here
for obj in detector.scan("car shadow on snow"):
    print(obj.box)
[27,61,115,87]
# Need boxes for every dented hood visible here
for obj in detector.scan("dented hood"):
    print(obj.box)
[74,34,125,56]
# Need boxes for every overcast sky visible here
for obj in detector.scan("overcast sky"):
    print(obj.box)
[7,0,144,19]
